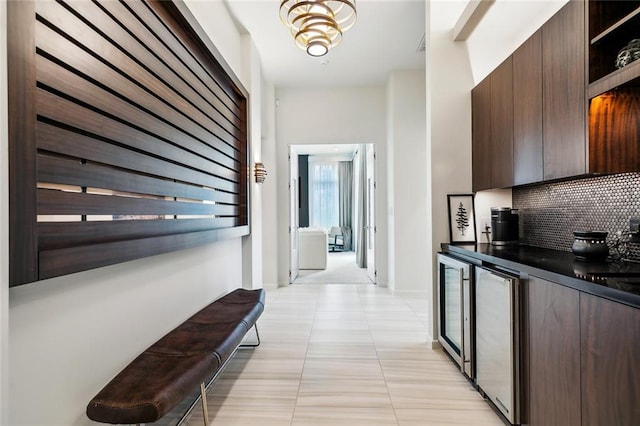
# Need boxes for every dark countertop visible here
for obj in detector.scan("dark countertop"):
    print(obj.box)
[442,243,640,309]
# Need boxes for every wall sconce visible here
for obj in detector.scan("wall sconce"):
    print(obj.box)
[254,162,267,183]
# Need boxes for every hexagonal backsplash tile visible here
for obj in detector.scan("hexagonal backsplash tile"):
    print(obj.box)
[513,172,640,260]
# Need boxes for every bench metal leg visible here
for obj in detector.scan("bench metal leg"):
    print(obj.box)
[240,323,261,348]
[200,382,210,426]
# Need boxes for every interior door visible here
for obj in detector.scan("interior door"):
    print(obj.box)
[366,145,376,283]
[289,147,299,283]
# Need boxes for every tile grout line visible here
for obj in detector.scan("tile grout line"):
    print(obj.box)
[290,289,317,426]
[360,284,402,426]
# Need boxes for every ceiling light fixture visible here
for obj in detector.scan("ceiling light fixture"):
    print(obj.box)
[279,0,357,57]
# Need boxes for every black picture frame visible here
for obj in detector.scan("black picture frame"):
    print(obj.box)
[447,194,477,244]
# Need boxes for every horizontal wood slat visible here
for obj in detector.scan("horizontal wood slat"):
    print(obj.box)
[36,121,240,196]
[38,218,239,250]
[39,225,249,280]
[38,189,238,217]
[9,0,249,285]
[38,155,240,205]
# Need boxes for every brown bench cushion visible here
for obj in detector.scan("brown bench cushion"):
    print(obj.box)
[148,320,248,363]
[87,352,218,424]
[87,288,265,424]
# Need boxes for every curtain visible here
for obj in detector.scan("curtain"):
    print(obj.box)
[355,148,367,268]
[309,162,339,228]
[338,161,353,251]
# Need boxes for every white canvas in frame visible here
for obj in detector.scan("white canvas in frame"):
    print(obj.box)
[447,194,477,244]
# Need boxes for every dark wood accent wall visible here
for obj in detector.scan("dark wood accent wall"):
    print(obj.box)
[8,0,250,286]
[589,88,640,173]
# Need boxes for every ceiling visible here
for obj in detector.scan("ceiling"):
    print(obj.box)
[225,0,426,88]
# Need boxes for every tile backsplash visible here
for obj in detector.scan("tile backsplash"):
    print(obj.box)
[513,172,640,260]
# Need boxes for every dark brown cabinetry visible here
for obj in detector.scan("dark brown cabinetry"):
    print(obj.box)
[471,58,513,192]
[525,282,640,426]
[490,58,514,189]
[513,30,543,186]
[472,77,492,192]
[581,294,640,426]
[526,276,581,426]
[471,0,640,191]
[472,1,588,191]
[587,1,640,174]
[542,0,586,181]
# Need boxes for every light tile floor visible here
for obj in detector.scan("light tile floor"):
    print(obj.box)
[186,284,503,425]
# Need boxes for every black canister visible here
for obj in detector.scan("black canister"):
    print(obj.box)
[491,207,519,245]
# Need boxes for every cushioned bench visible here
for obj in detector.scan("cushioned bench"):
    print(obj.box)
[86,288,265,425]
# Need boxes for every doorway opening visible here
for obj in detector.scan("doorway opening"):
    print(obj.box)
[289,143,376,285]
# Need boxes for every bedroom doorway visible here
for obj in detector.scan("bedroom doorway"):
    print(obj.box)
[288,143,376,285]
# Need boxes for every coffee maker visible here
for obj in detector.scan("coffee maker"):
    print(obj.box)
[491,207,519,245]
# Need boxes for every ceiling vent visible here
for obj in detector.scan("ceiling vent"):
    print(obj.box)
[417,33,426,52]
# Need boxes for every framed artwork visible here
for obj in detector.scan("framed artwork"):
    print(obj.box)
[447,194,477,244]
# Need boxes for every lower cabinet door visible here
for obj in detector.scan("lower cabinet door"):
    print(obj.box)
[527,276,581,426]
[581,294,640,426]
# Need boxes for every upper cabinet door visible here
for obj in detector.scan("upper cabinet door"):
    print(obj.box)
[542,0,587,180]
[472,76,492,192]
[490,57,514,189]
[513,30,543,186]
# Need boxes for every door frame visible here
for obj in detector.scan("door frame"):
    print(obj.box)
[287,143,377,285]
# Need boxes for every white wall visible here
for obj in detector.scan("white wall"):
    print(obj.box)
[261,81,278,287]
[466,0,567,85]
[274,87,388,286]
[241,34,264,290]
[386,70,428,294]
[427,1,475,342]
[10,243,241,425]
[4,2,256,423]
[0,1,9,422]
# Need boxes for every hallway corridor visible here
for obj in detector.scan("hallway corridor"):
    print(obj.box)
[186,284,502,425]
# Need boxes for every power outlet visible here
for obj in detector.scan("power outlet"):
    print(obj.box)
[480,216,492,242]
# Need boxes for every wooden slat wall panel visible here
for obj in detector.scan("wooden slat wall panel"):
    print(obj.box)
[35,1,242,145]
[38,218,239,250]
[36,94,240,191]
[8,1,38,285]
[141,1,245,112]
[36,0,242,141]
[35,20,242,158]
[39,226,249,280]
[38,156,239,205]
[38,189,238,217]
[102,1,243,132]
[8,0,249,285]
[36,57,240,171]
[36,121,239,195]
